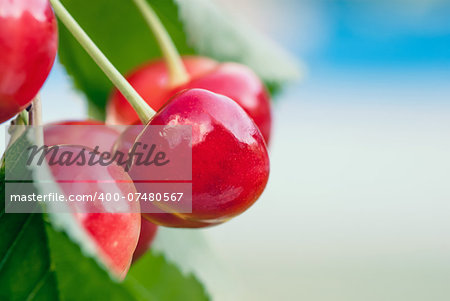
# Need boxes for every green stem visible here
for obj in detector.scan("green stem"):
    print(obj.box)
[18,110,29,125]
[49,0,155,124]
[132,0,189,87]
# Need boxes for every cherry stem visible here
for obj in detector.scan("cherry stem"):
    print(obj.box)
[29,95,42,126]
[29,94,44,146]
[49,0,156,124]
[17,110,29,126]
[132,0,189,87]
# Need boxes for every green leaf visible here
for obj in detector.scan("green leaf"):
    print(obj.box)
[175,0,302,87]
[151,228,235,300]
[57,0,193,120]
[45,223,136,301]
[46,215,210,301]
[1,130,210,301]
[57,0,301,120]
[125,250,209,301]
[0,210,60,301]
[0,134,60,301]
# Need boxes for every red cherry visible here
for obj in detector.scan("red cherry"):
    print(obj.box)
[120,89,270,227]
[106,56,217,125]
[106,57,272,144]
[44,123,141,279]
[0,0,57,123]
[132,217,158,262]
[44,120,121,153]
[174,63,272,143]
[112,124,227,228]
[45,120,161,261]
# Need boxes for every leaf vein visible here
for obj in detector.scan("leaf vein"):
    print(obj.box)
[25,266,53,301]
[0,213,34,272]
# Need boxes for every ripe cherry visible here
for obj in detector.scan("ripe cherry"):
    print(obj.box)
[44,120,121,153]
[174,63,272,143]
[116,89,270,227]
[46,145,141,279]
[0,0,57,123]
[106,56,217,125]
[44,122,141,279]
[112,124,221,228]
[106,57,272,144]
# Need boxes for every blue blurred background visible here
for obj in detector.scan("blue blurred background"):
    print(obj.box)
[203,1,450,300]
[298,1,450,68]
[2,0,449,300]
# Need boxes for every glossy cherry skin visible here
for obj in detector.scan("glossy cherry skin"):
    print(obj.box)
[112,125,218,228]
[106,57,272,144]
[0,0,57,123]
[44,125,141,279]
[132,217,158,262]
[106,56,218,125]
[173,63,272,143]
[124,89,270,227]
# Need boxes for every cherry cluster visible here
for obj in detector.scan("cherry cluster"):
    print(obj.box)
[0,0,271,279]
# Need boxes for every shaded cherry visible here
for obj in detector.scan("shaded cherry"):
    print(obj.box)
[107,57,272,144]
[106,56,217,125]
[107,58,271,144]
[0,0,57,123]
[44,120,120,152]
[107,1,272,143]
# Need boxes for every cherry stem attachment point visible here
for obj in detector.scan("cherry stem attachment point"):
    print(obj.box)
[49,0,156,124]
[132,0,189,87]
[18,110,29,126]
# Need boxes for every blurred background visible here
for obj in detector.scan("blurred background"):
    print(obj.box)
[3,0,450,300]
[207,0,450,300]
